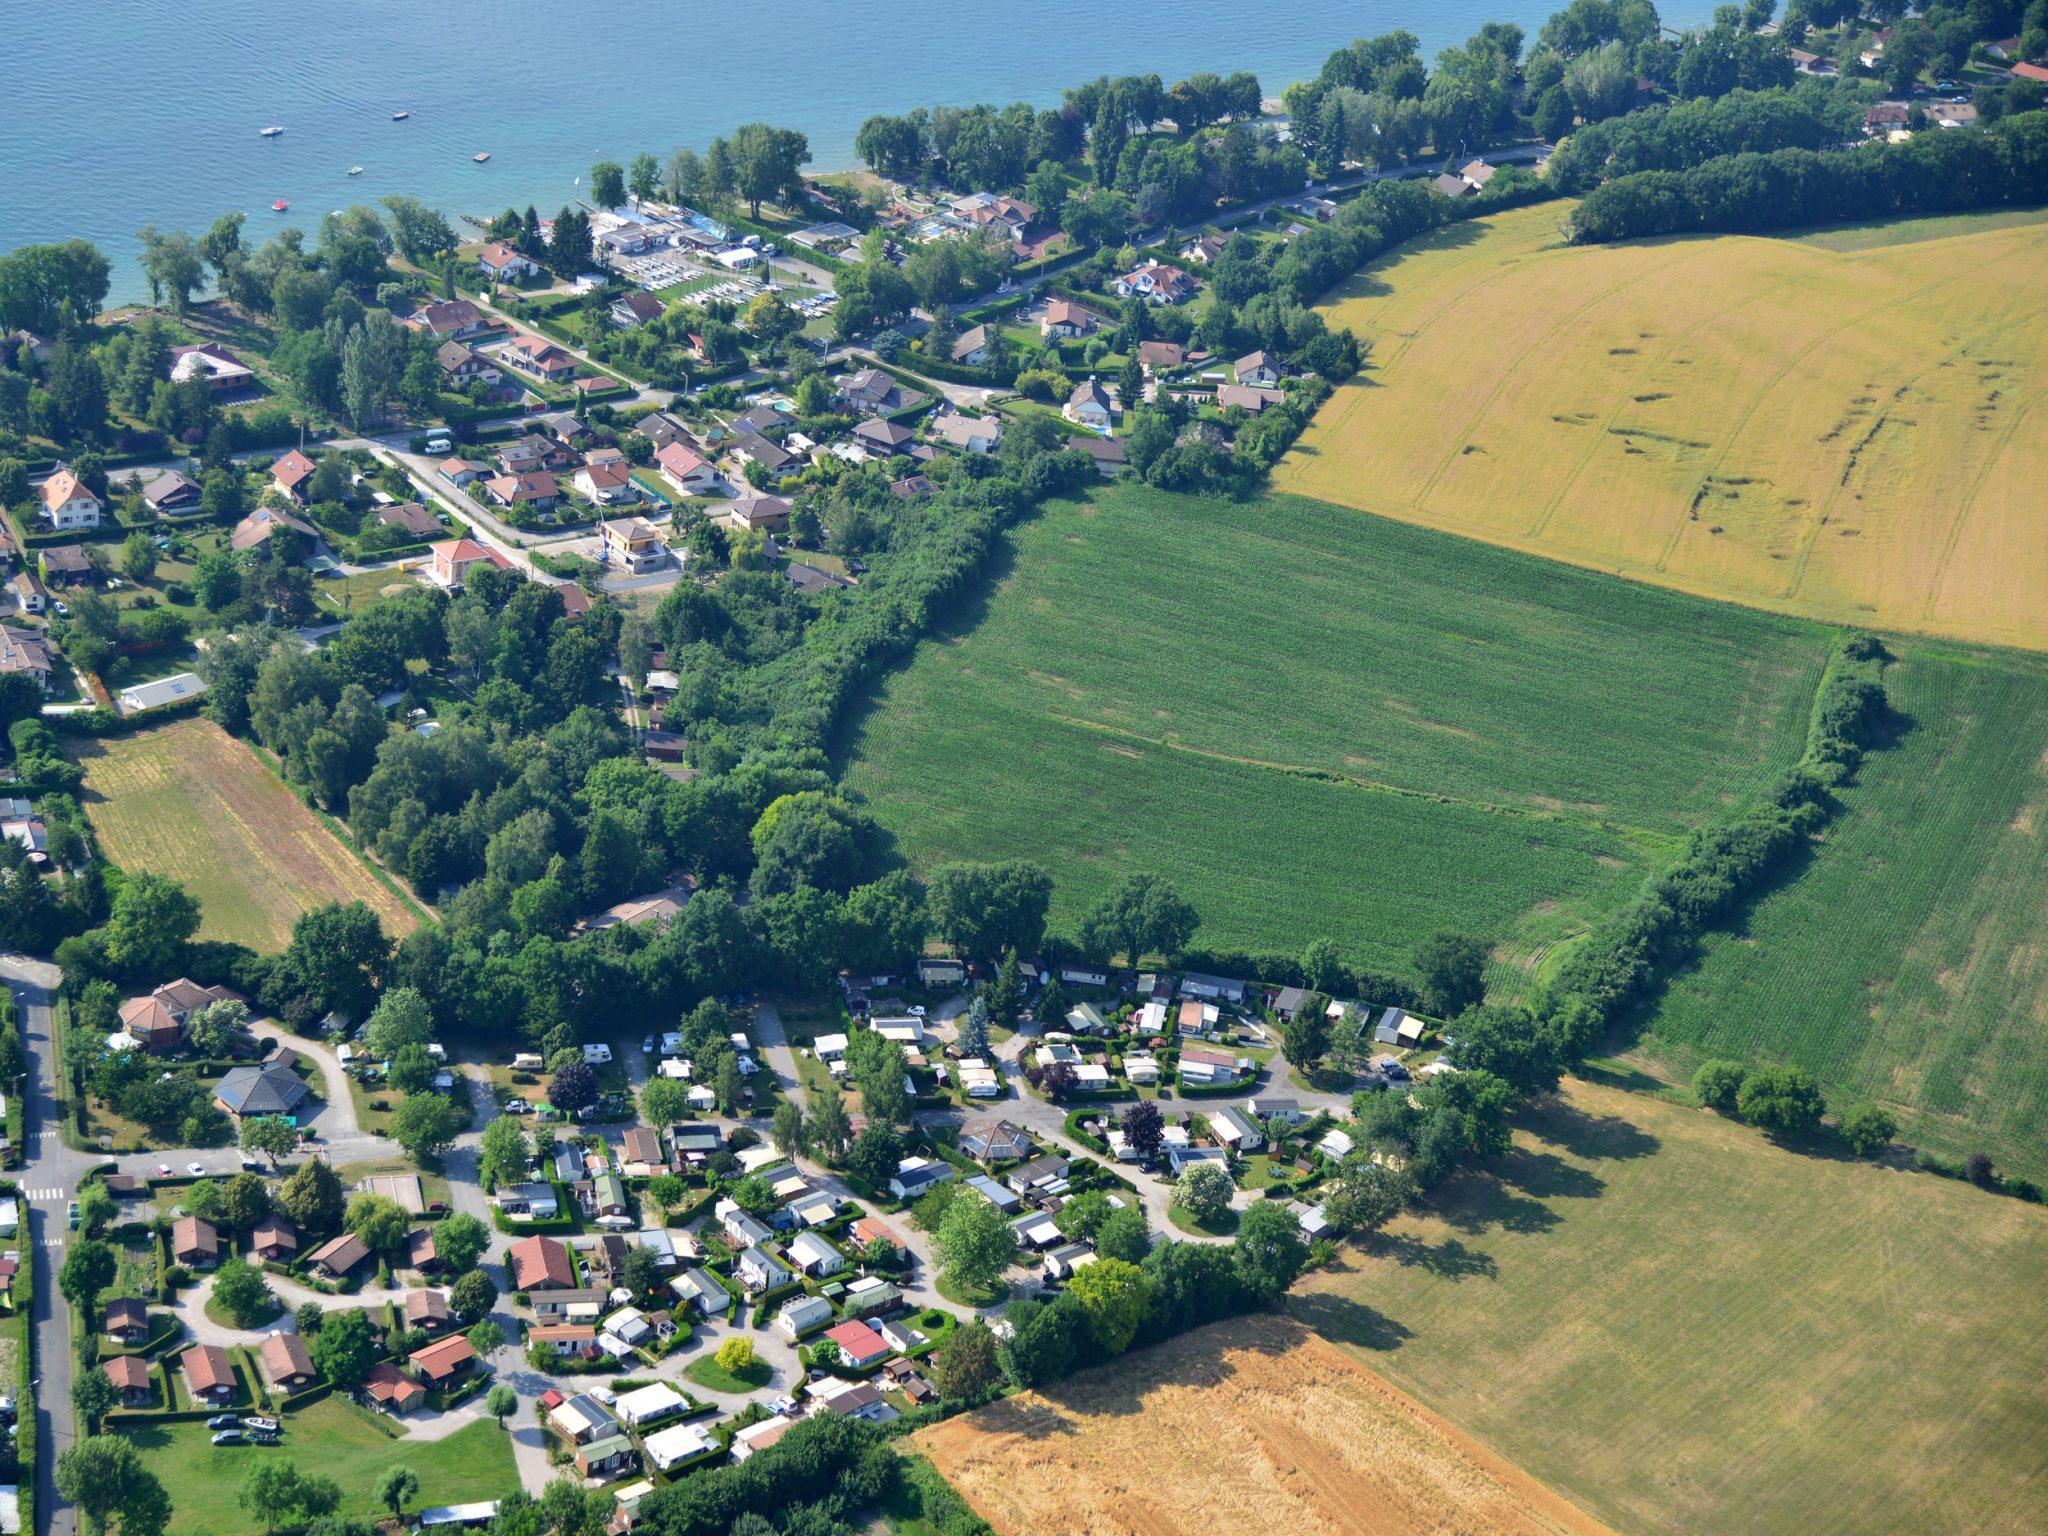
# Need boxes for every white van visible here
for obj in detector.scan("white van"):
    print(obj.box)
[424,435,453,455]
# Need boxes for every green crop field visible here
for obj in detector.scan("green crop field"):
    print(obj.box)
[839,484,1835,977]
[1293,1078,2048,1536]
[1632,641,2048,1180]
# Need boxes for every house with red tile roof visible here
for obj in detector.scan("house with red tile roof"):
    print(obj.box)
[271,449,319,502]
[426,537,514,590]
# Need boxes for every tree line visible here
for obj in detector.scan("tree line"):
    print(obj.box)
[1568,109,2048,241]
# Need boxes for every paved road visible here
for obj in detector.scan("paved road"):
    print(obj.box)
[5,955,85,1536]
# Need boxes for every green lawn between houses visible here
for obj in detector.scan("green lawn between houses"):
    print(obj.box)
[114,1396,516,1536]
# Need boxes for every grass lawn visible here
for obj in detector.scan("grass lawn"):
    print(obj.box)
[1279,201,2048,651]
[203,1296,280,1331]
[71,717,418,951]
[315,566,427,618]
[1290,1077,2048,1536]
[344,1075,399,1139]
[1167,1205,1238,1238]
[684,1353,772,1393]
[840,482,1831,984]
[1235,1154,1278,1191]
[1631,640,2048,1180]
[116,1395,516,1536]
[936,1273,1009,1309]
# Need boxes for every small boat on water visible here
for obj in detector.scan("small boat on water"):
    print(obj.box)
[259,125,284,138]
[272,199,290,212]
[473,151,491,163]
[348,166,364,176]
[391,110,410,121]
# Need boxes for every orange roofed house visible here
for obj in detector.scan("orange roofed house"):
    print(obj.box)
[410,1334,476,1386]
[425,537,512,590]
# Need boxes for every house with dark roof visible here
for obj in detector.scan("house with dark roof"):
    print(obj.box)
[1068,434,1127,476]
[951,324,994,365]
[0,626,54,694]
[437,340,502,387]
[786,561,853,594]
[611,290,664,328]
[835,368,900,414]
[306,1232,371,1280]
[730,494,792,534]
[733,433,799,476]
[140,470,202,514]
[374,502,443,540]
[213,1061,310,1120]
[1233,351,1281,388]
[960,1119,1033,1163]
[1064,378,1114,431]
[38,544,92,586]
[853,419,915,457]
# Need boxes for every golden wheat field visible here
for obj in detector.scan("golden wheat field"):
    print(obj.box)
[1277,204,2048,649]
[73,717,419,950]
[915,1312,1615,1536]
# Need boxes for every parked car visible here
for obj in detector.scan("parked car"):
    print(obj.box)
[211,1430,245,1447]
[66,1202,80,1230]
[205,1414,240,1430]
[157,1163,172,1177]
[186,1162,206,1176]
[641,1036,654,1053]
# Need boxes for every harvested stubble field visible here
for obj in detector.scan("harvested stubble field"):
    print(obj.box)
[1635,640,2048,1179]
[1277,203,2048,650]
[1293,1078,2048,1536]
[841,483,1831,976]
[74,716,418,950]
[916,1311,1613,1536]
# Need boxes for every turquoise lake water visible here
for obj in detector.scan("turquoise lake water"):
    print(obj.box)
[7,0,1701,300]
